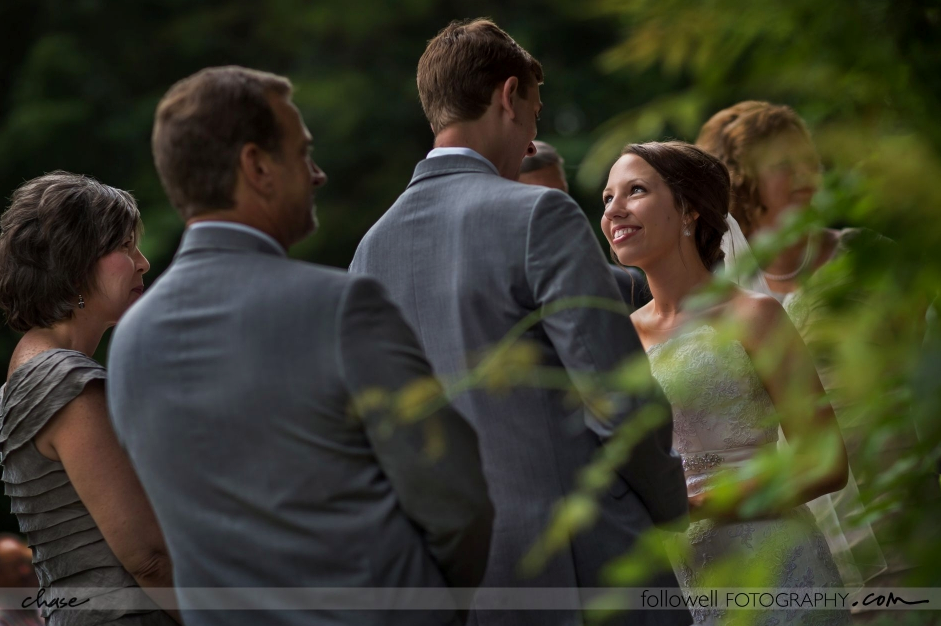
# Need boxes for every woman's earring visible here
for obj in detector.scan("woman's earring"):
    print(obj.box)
[683,224,692,237]
[78,294,85,309]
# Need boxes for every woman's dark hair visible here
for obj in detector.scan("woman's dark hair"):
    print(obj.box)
[0,171,142,332]
[620,141,730,269]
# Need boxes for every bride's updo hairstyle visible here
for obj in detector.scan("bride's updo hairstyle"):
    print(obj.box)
[621,141,730,269]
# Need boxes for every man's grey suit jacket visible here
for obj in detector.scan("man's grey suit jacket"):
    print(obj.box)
[350,156,690,626]
[108,225,494,626]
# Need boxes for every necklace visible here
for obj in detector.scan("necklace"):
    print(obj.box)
[762,237,815,282]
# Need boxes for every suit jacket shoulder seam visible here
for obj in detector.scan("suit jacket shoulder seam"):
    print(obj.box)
[333,277,359,402]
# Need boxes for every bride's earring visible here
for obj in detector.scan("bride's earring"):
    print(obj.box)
[78,294,85,309]
[683,222,692,237]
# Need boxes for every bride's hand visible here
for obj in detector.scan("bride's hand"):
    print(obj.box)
[689,477,781,523]
[688,492,711,522]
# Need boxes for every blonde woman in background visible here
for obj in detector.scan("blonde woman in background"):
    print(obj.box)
[698,102,937,610]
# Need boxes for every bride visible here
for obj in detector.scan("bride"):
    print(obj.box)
[601,141,849,624]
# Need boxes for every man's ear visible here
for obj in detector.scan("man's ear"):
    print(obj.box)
[238,143,275,197]
[498,76,520,118]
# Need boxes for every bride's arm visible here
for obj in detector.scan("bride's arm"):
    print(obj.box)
[744,294,848,506]
[693,293,848,521]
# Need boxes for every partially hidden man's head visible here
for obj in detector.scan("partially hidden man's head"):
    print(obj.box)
[152,66,326,246]
[417,18,544,136]
[519,141,568,192]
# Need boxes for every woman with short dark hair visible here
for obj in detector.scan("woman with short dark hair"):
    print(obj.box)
[0,172,178,625]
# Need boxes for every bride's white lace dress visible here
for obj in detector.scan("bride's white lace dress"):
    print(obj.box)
[647,325,849,625]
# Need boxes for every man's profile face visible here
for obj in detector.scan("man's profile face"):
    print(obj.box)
[267,95,327,246]
[519,163,568,193]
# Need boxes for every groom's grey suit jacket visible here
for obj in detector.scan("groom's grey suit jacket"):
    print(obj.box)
[350,156,690,626]
[108,225,494,626]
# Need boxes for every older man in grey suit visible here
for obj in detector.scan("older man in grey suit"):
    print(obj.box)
[107,66,493,626]
[350,19,689,626]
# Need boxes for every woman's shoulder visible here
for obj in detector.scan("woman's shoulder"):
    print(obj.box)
[7,346,102,382]
[725,287,791,344]
[834,226,895,257]
[1,348,106,458]
[630,301,669,348]
[629,301,656,331]
[729,286,784,314]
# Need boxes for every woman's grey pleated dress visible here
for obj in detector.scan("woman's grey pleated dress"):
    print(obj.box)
[0,349,175,626]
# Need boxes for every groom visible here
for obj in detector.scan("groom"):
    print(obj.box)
[108,66,493,626]
[351,19,690,626]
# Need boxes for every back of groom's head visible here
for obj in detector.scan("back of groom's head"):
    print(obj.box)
[152,66,292,221]
[417,18,544,135]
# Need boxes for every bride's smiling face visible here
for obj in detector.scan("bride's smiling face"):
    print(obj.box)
[602,154,690,268]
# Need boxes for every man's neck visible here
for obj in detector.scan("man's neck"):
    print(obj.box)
[434,125,512,179]
[187,208,288,250]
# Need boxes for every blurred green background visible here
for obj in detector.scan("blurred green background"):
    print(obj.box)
[1,0,939,590]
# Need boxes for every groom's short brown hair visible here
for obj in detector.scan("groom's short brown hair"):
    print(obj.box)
[417,19,544,135]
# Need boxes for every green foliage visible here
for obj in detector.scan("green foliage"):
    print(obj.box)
[569,0,941,605]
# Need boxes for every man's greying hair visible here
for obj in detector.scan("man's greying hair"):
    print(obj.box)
[417,18,544,135]
[152,66,292,221]
[520,140,563,174]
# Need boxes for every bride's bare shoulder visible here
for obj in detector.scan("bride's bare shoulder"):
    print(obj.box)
[727,287,792,344]
[629,301,655,327]
[629,301,657,343]
[730,286,782,312]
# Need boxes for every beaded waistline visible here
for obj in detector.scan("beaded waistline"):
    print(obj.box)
[681,452,723,473]
[680,443,776,474]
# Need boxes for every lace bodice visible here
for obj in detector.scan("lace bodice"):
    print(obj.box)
[647,325,778,484]
[651,327,849,624]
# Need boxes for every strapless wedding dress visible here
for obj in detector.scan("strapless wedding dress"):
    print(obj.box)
[647,325,849,625]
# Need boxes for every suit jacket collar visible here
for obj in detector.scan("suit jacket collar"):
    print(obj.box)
[176,223,287,259]
[407,155,499,188]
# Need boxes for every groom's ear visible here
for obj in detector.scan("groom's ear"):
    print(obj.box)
[498,76,520,118]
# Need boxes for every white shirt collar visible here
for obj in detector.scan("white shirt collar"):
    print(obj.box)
[187,221,284,254]
[426,147,499,176]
